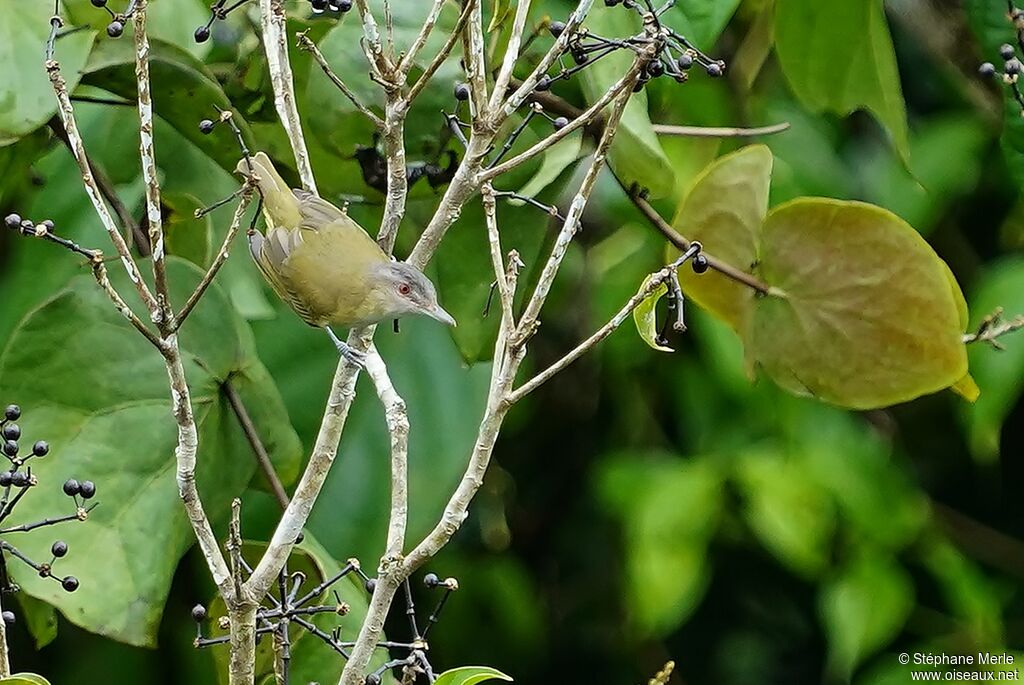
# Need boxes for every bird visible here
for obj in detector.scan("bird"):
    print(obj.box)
[236,151,455,366]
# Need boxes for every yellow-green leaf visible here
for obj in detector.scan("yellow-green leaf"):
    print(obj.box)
[746,199,968,409]
[632,277,674,352]
[673,145,773,332]
[434,666,513,685]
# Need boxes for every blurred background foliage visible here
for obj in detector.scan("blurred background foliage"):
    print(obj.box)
[0,0,1023,683]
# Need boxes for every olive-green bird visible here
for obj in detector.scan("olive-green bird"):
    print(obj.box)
[238,152,455,365]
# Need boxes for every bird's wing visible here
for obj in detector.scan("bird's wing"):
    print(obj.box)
[248,229,319,325]
[293,189,347,229]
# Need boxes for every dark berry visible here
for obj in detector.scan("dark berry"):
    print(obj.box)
[199,119,216,135]
[535,76,551,91]
[364,578,377,594]
[79,480,96,499]
[633,77,648,92]
[2,424,20,441]
[454,83,470,101]
[3,440,17,457]
[106,21,124,38]
[1,611,13,625]
[677,53,694,70]
[423,572,440,587]
[194,25,211,43]
[51,541,68,558]
[552,116,569,130]
[692,254,710,274]
[10,471,29,488]
[62,576,80,592]
[63,479,80,497]
[0,472,11,487]
[4,214,21,230]
[91,0,107,6]
[32,440,48,457]
[192,604,207,622]
[647,60,665,77]
[605,0,621,5]
[364,675,381,685]
[979,62,997,78]
[549,21,566,37]
[337,0,353,10]
[706,62,723,78]
[295,531,305,544]
[311,0,328,8]
[4,405,20,421]
[571,48,588,65]
[1001,43,1016,60]
[40,219,54,231]
[1007,58,1023,76]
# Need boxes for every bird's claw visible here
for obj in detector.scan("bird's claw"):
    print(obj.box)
[335,341,366,368]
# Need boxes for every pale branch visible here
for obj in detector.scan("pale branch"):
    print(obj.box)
[133,0,171,326]
[627,187,772,295]
[223,378,290,512]
[397,0,446,76]
[355,0,391,81]
[488,0,535,113]
[297,30,385,129]
[175,186,255,329]
[92,260,166,351]
[962,308,1024,348]
[461,0,489,119]
[497,0,596,122]
[508,244,703,403]
[364,345,410,561]
[45,55,160,319]
[378,96,408,252]
[480,56,646,182]
[516,70,641,339]
[405,0,475,105]
[258,0,318,193]
[229,497,244,600]
[651,121,791,137]
[481,184,516,330]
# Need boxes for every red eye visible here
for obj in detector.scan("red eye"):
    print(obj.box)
[398,283,412,296]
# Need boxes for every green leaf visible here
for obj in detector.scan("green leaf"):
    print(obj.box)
[515,132,583,199]
[0,258,301,647]
[15,593,59,649]
[820,555,914,679]
[487,0,513,33]
[163,193,213,266]
[81,37,252,174]
[596,454,722,635]
[665,0,742,48]
[672,145,773,332]
[962,257,1024,460]
[632,277,674,352]
[434,666,514,685]
[774,0,909,162]
[0,675,52,685]
[580,8,675,198]
[747,199,969,409]
[0,2,94,144]
[63,0,211,58]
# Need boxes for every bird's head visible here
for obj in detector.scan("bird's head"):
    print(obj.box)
[368,261,456,327]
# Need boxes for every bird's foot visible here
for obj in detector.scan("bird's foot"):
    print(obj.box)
[335,340,366,368]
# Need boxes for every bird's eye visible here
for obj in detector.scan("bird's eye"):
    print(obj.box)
[398,283,412,296]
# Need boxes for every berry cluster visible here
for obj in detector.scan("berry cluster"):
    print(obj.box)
[84,0,135,39]
[309,0,353,15]
[192,548,459,685]
[4,214,100,262]
[0,403,98,620]
[979,5,1024,114]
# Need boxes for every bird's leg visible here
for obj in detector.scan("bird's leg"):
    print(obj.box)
[324,327,366,367]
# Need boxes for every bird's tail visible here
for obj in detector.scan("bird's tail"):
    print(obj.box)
[236,151,302,229]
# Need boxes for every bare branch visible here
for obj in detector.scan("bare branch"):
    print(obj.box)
[92,260,166,350]
[298,31,385,129]
[963,308,1024,348]
[175,186,255,328]
[481,184,516,330]
[46,59,160,318]
[461,0,488,118]
[652,122,791,137]
[258,0,318,192]
[398,0,446,75]
[133,0,171,326]
[488,0,534,113]
[229,497,244,599]
[378,96,408,252]
[223,378,290,512]
[406,0,475,105]
[355,0,392,80]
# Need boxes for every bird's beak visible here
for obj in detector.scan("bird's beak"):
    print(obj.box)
[427,303,457,327]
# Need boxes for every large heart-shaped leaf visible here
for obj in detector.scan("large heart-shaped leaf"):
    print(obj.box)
[774,0,909,162]
[0,258,301,646]
[672,145,773,332]
[747,199,968,409]
[0,2,94,144]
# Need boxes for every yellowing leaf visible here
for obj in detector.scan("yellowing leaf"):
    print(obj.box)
[746,199,968,409]
[673,145,773,332]
[632,277,674,352]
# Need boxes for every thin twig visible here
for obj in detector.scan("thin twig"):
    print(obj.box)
[406,0,475,105]
[298,31,384,129]
[398,0,446,75]
[488,0,534,113]
[651,122,790,137]
[962,307,1024,348]
[223,378,290,512]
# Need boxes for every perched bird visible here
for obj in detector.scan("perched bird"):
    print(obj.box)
[237,152,455,365]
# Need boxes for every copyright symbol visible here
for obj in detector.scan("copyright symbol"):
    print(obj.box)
[899,653,910,665]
